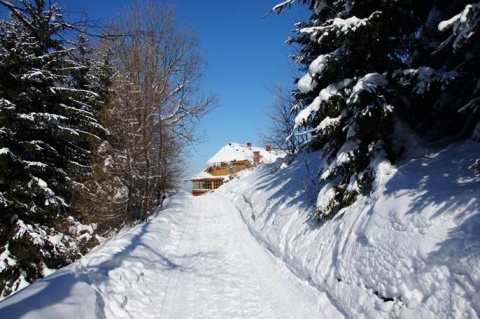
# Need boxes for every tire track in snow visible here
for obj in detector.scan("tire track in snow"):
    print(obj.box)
[159,197,199,318]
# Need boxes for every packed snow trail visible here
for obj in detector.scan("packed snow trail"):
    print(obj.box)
[0,191,340,318]
[158,193,333,319]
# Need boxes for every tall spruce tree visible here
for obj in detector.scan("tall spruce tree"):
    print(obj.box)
[275,0,433,220]
[0,0,103,294]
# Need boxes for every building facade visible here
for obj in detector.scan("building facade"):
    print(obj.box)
[188,142,281,196]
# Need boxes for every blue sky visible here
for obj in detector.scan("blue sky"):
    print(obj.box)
[62,0,307,184]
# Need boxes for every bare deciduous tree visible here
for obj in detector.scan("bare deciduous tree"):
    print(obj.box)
[107,0,217,221]
[260,86,306,160]
[73,1,216,226]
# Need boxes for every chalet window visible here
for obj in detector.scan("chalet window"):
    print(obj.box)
[200,181,210,189]
[213,180,223,189]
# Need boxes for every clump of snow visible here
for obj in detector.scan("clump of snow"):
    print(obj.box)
[297,52,337,94]
[329,16,368,33]
[438,12,463,32]
[348,73,388,104]
[24,161,48,169]
[297,72,317,93]
[315,115,342,133]
[315,182,337,213]
[13,220,46,246]
[67,216,97,243]
[300,13,374,37]
[309,54,329,74]
[437,4,480,51]
[11,218,85,262]
[0,245,16,271]
[319,139,360,180]
[438,4,476,32]
[28,177,57,207]
[294,79,352,129]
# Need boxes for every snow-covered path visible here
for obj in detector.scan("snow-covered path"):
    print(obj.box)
[159,193,330,319]
[0,191,340,319]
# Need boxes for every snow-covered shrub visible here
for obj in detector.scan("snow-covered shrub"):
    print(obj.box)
[0,215,97,297]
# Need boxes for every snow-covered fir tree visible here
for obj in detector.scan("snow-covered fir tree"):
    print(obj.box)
[275,0,479,219]
[0,0,104,295]
[276,0,432,220]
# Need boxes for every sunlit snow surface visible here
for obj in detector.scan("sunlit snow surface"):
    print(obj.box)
[0,193,334,318]
[0,140,479,318]
[219,140,480,318]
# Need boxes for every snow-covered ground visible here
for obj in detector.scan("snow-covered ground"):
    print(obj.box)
[0,140,479,318]
[0,192,339,318]
[218,140,480,318]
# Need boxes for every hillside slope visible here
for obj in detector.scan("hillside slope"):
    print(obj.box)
[218,140,480,318]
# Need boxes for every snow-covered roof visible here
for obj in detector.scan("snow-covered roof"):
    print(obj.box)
[206,142,282,167]
[189,170,224,180]
[189,142,285,181]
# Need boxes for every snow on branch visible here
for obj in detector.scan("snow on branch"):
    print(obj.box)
[300,12,379,38]
[347,73,388,105]
[17,112,68,122]
[438,4,480,52]
[27,177,59,208]
[0,147,11,155]
[294,79,352,130]
[395,67,458,94]
[272,0,296,14]
[297,49,340,93]
[315,115,343,134]
[50,87,99,97]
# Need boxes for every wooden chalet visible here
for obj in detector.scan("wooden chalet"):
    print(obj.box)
[188,142,281,196]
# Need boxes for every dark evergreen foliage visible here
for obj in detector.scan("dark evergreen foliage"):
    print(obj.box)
[0,0,212,298]
[277,0,479,220]
[281,0,430,219]
[396,1,480,141]
[0,0,103,295]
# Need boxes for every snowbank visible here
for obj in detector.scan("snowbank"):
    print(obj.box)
[0,193,195,319]
[218,140,480,318]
